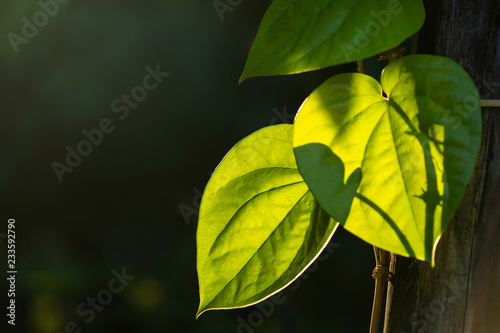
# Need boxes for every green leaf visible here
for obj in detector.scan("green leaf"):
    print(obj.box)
[240,0,425,82]
[293,55,481,264]
[196,124,337,317]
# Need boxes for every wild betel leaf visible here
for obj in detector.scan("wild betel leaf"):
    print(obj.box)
[240,0,425,82]
[293,55,481,264]
[196,124,338,317]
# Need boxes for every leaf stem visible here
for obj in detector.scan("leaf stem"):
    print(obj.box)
[411,33,419,55]
[357,60,365,74]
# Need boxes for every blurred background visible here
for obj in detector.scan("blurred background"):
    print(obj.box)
[0,1,377,332]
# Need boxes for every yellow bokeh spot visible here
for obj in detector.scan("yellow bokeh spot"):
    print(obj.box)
[129,276,164,311]
[29,293,64,333]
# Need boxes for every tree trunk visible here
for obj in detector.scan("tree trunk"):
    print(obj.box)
[383,0,500,332]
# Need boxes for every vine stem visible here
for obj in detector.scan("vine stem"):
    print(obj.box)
[366,45,404,333]
[356,56,390,333]
[369,247,390,333]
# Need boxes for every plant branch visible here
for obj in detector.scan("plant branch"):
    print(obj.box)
[369,247,391,333]
[481,99,500,108]
[367,49,399,333]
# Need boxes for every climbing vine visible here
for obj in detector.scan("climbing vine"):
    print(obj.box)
[195,1,481,331]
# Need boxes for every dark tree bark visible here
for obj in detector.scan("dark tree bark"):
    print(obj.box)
[383,0,500,332]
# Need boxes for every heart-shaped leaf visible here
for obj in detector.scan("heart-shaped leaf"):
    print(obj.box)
[197,124,338,317]
[240,0,425,82]
[293,55,481,264]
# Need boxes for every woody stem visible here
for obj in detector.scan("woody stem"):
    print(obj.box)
[369,247,390,333]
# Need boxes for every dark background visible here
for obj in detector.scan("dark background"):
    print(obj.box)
[0,1,377,332]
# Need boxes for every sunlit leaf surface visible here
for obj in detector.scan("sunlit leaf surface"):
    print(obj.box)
[240,0,425,82]
[197,125,337,317]
[294,55,481,263]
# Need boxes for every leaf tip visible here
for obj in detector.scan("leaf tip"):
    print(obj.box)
[195,305,207,319]
[238,69,251,84]
[429,235,442,267]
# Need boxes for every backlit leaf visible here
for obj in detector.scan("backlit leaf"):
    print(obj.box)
[293,55,481,264]
[197,124,338,317]
[240,0,425,82]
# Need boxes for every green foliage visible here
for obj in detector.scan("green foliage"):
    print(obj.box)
[240,0,425,82]
[196,125,337,317]
[294,55,481,264]
[197,0,481,318]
